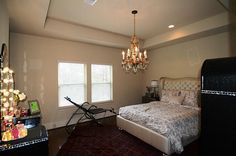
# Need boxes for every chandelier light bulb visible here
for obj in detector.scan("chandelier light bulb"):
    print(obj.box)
[139,52,142,59]
[122,51,125,60]
[127,49,131,57]
[135,46,138,53]
[144,50,147,59]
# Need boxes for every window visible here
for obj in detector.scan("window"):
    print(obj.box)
[91,64,113,103]
[58,62,86,107]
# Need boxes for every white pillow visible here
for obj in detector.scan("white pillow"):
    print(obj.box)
[161,90,180,102]
[168,95,185,105]
[180,90,199,107]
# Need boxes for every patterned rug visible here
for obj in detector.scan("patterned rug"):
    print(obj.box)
[57,123,163,156]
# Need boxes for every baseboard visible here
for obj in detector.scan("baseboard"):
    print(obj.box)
[43,110,117,130]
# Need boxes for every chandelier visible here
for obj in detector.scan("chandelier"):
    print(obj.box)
[121,10,149,73]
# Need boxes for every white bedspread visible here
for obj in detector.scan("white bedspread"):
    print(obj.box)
[119,101,200,153]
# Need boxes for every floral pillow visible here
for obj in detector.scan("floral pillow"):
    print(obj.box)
[161,90,182,104]
[180,90,199,107]
[168,95,185,105]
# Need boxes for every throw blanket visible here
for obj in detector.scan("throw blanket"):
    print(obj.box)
[119,101,200,153]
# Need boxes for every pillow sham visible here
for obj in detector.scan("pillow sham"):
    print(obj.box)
[180,90,199,107]
[161,90,183,104]
[168,95,185,105]
[161,90,176,102]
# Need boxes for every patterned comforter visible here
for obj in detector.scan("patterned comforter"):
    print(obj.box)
[119,101,200,153]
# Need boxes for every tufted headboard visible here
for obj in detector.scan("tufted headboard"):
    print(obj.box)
[158,77,201,106]
[159,77,200,92]
[158,77,201,107]
[159,77,200,95]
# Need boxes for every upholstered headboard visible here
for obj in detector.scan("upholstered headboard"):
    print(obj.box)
[158,77,201,106]
[159,77,200,92]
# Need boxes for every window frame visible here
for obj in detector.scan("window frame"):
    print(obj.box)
[91,64,113,104]
[57,61,87,108]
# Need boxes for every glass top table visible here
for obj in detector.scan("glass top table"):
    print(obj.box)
[0,125,48,152]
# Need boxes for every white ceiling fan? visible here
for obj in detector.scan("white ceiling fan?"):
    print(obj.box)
[84,0,98,6]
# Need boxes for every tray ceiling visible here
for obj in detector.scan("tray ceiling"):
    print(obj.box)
[6,0,227,49]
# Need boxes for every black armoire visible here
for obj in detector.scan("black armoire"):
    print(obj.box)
[201,57,236,155]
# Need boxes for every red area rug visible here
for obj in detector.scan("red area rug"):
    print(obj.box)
[57,123,163,156]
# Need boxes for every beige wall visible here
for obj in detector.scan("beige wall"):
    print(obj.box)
[10,33,143,129]
[0,0,9,65]
[142,32,231,92]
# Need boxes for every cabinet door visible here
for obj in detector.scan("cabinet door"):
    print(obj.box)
[201,94,236,155]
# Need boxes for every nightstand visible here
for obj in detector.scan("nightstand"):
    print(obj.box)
[142,96,159,103]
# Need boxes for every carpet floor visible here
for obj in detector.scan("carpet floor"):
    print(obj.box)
[57,120,200,156]
[57,123,164,156]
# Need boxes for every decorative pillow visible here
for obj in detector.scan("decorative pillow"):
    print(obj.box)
[180,90,199,107]
[168,95,185,105]
[161,90,173,102]
[161,90,181,103]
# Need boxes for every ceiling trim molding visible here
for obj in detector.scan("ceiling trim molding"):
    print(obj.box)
[47,17,130,39]
[44,17,131,49]
[44,0,52,28]
[143,12,230,50]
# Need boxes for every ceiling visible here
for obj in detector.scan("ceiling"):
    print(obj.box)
[6,0,228,49]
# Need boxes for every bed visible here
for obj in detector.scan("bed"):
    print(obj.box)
[117,77,200,155]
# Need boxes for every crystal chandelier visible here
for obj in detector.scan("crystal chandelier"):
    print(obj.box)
[122,10,149,73]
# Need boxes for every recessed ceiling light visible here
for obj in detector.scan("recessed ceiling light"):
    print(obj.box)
[168,25,175,29]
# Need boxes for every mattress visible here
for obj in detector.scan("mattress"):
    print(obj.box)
[119,101,200,153]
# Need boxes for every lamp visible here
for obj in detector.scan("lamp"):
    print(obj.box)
[121,10,149,73]
[151,80,158,88]
[151,80,159,98]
